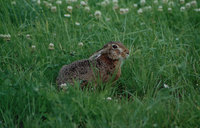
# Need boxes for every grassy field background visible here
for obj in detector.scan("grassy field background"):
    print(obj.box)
[0,0,200,127]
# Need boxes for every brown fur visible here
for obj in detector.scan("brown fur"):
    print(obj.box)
[56,42,129,88]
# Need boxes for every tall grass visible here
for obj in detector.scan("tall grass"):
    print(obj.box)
[0,0,200,127]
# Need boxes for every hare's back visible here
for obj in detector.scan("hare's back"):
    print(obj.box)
[56,59,93,85]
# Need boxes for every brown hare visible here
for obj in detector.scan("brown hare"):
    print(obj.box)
[56,42,129,88]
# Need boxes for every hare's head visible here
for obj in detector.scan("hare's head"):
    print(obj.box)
[90,42,129,61]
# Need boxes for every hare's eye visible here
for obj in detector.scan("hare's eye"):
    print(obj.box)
[112,44,118,49]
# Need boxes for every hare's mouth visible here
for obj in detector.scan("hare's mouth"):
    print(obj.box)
[119,53,129,61]
[126,53,129,59]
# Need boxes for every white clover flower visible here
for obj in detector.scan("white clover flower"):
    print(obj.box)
[119,8,125,14]
[49,43,54,50]
[180,0,185,4]
[37,0,41,5]
[153,124,158,127]
[67,0,77,3]
[104,0,110,4]
[148,6,152,10]
[11,1,16,5]
[56,0,62,5]
[194,8,198,12]
[162,0,168,4]
[194,8,200,12]
[60,83,67,88]
[31,45,36,49]
[113,3,119,10]
[154,0,158,4]
[190,1,197,7]
[176,38,179,41]
[67,6,73,13]
[64,14,71,17]
[158,5,163,11]
[124,8,129,13]
[180,6,186,12]
[186,3,191,9]
[84,6,90,12]
[0,34,11,41]
[43,1,48,5]
[94,10,102,19]
[168,1,175,6]
[78,42,84,46]
[112,0,118,4]
[168,7,172,12]
[48,3,53,8]
[0,34,10,38]
[101,1,108,7]
[164,84,169,88]
[44,1,52,8]
[143,6,152,11]
[80,1,87,6]
[137,8,143,14]
[119,8,129,14]
[6,34,11,41]
[140,22,145,26]
[75,22,80,26]
[26,34,31,39]
[51,6,57,12]
[133,4,138,8]
[140,0,146,6]
[106,97,112,100]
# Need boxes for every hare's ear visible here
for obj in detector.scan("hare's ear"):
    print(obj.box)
[89,48,104,60]
[89,43,111,60]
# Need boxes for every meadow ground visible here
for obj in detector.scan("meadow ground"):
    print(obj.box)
[0,0,200,127]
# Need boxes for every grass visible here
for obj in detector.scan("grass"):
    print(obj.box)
[0,0,200,127]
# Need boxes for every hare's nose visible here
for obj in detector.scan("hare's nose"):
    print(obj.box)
[125,51,129,58]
